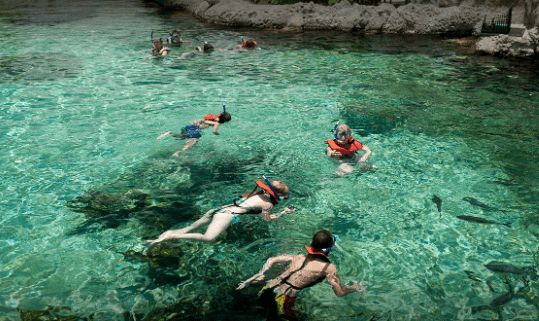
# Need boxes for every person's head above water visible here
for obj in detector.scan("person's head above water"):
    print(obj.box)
[170,30,182,43]
[196,43,214,52]
[269,181,290,198]
[243,40,257,49]
[153,38,164,50]
[334,124,352,143]
[218,112,232,123]
[310,229,334,253]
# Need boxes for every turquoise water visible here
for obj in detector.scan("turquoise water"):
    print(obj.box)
[2,0,539,320]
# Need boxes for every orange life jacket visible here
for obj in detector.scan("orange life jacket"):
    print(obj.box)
[242,40,257,49]
[255,180,278,201]
[304,245,329,258]
[204,113,222,121]
[326,138,363,157]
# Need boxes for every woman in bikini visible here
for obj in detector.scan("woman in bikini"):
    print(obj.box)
[144,178,295,252]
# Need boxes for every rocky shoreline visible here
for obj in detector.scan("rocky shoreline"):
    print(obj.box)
[166,0,539,57]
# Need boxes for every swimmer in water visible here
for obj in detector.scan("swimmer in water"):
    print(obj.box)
[144,178,295,253]
[150,37,169,58]
[167,30,194,46]
[156,106,231,157]
[179,43,215,58]
[326,123,375,175]
[237,229,365,320]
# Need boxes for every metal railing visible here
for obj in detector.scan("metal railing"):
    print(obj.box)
[481,7,512,34]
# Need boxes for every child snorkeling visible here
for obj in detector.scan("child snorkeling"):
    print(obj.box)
[326,123,375,175]
[157,105,231,157]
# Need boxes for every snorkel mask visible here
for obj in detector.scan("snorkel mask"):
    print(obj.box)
[305,234,336,256]
[170,32,182,43]
[320,235,337,254]
[333,122,351,142]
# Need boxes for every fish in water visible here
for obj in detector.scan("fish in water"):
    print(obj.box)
[400,98,424,108]
[486,180,518,186]
[432,195,442,212]
[462,197,507,213]
[456,215,511,228]
[486,280,498,293]
[484,263,537,277]
[489,282,514,306]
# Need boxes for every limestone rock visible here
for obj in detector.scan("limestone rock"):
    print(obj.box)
[476,27,538,56]
[383,4,481,34]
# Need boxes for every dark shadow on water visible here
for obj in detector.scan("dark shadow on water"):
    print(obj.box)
[340,107,400,136]
[0,52,81,82]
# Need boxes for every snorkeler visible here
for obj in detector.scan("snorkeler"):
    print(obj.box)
[144,177,295,251]
[166,30,194,46]
[237,39,260,51]
[150,36,170,58]
[157,105,231,157]
[179,43,215,58]
[237,229,365,320]
[326,123,375,175]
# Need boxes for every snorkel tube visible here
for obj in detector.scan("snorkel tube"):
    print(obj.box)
[262,175,281,201]
[333,122,339,139]
[151,31,154,43]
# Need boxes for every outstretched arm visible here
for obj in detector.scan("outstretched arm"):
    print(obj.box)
[358,145,371,163]
[260,205,296,222]
[237,254,295,290]
[212,122,221,134]
[326,266,364,297]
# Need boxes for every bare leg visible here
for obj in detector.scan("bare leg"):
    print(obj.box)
[157,131,172,139]
[173,138,198,157]
[169,212,235,242]
[337,163,354,177]
[146,209,216,244]
[146,212,234,245]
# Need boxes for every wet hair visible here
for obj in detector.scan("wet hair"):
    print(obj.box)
[270,181,289,198]
[311,229,333,251]
[336,124,351,133]
[218,112,232,123]
[245,40,256,48]
[171,29,181,35]
[153,38,163,49]
[203,43,214,52]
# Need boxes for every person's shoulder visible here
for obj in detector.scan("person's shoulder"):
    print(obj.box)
[324,262,338,274]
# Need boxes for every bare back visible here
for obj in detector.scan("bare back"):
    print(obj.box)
[190,118,213,129]
[267,254,336,297]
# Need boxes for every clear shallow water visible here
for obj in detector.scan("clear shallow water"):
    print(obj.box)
[1,0,539,320]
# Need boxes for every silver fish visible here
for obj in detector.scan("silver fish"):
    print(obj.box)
[456,215,511,228]
[462,197,507,213]
[485,263,537,277]
[490,282,514,306]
